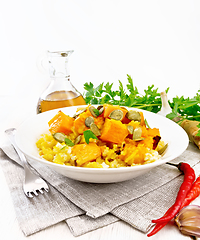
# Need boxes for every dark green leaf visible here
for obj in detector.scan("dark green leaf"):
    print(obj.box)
[64,138,75,147]
[82,76,200,121]
[83,130,98,144]
[93,108,100,116]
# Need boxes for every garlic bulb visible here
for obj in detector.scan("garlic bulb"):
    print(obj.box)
[175,205,200,238]
[157,91,172,117]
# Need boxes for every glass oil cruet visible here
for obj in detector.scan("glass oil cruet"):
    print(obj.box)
[37,50,86,114]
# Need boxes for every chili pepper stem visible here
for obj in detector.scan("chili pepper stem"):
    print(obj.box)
[166,162,179,167]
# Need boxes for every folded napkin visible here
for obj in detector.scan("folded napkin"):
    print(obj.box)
[0,142,200,237]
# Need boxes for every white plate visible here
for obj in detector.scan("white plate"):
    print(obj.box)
[15,105,189,183]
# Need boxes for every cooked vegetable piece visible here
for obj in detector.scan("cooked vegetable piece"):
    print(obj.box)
[74,107,104,134]
[100,118,129,144]
[85,116,94,127]
[73,107,87,118]
[109,109,124,121]
[119,140,147,165]
[97,105,104,115]
[132,126,143,140]
[126,110,141,122]
[139,111,146,126]
[103,104,127,120]
[145,128,160,138]
[71,143,101,166]
[74,135,82,145]
[48,111,74,135]
[153,135,161,150]
[52,132,66,143]
[157,142,168,155]
[94,116,105,131]
[74,109,92,134]
[90,123,101,136]
[89,105,99,117]
[127,125,134,134]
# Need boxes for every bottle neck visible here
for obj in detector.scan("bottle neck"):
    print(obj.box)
[48,50,73,78]
[48,60,70,79]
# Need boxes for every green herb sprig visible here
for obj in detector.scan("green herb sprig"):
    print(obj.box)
[84,74,168,113]
[83,74,200,136]
[168,92,200,121]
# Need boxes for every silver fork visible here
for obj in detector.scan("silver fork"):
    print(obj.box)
[5,128,49,198]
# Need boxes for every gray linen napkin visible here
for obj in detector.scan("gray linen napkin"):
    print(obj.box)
[0,142,200,237]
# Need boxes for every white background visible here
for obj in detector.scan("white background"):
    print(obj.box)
[1,0,200,106]
[0,2,200,239]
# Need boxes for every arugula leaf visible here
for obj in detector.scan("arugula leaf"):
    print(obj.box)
[83,130,98,144]
[83,74,165,113]
[126,74,138,95]
[64,138,75,147]
[166,102,179,120]
[83,74,200,122]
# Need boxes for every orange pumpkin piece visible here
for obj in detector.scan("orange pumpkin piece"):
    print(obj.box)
[100,118,129,144]
[103,104,128,120]
[122,111,145,125]
[147,128,160,137]
[138,136,154,149]
[72,143,101,166]
[128,120,141,129]
[74,109,92,134]
[139,112,146,126]
[119,140,148,165]
[74,109,105,134]
[48,110,74,135]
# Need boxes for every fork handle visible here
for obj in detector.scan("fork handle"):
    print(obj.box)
[5,128,30,170]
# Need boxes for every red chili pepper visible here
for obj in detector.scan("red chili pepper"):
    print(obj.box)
[152,162,195,224]
[149,175,200,237]
[147,206,173,237]
[147,222,167,237]
[180,175,200,209]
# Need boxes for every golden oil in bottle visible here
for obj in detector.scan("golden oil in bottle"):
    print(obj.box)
[37,90,86,113]
[37,50,86,114]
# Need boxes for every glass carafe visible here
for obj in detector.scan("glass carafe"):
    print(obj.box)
[37,50,86,114]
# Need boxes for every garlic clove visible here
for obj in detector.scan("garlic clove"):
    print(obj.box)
[175,205,200,237]
[157,91,172,117]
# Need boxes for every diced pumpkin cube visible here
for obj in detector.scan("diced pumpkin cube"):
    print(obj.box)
[100,118,129,144]
[48,110,74,135]
[74,109,105,134]
[103,104,127,120]
[72,143,101,166]
[139,112,146,126]
[73,109,92,134]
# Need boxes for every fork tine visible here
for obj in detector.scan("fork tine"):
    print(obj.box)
[38,189,44,194]
[33,190,39,196]
[26,192,34,198]
[5,128,49,198]
[44,187,49,193]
